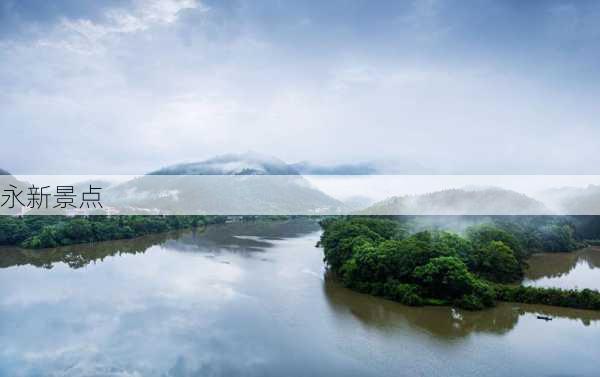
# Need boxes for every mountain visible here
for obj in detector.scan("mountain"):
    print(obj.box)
[290,161,379,175]
[290,159,431,175]
[359,188,550,215]
[341,196,377,211]
[149,153,427,176]
[537,185,600,214]
[149,152,299,175]
[105,153,344,215]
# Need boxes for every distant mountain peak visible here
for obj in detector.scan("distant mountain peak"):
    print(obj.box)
[148,152,299,175]
[290,161,378,175]
[149,153,430,176]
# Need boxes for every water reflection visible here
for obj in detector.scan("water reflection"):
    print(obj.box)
[166,219,321,253]
[0,219,321,269]
[0,232,180,269]
[524,247,600,290]
[1,220,600,377]
[323,273,600,338]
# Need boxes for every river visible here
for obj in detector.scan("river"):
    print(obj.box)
[1,219,599,377]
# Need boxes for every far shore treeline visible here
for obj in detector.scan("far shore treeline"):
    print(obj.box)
[0,215,224,249]
[319,216,600,311]
[0,215,293,249]
[1,214,600,251]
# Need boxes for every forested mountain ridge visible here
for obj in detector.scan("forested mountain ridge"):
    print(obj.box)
[360,188,549,215]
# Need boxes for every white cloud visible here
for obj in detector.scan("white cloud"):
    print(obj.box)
[140,0,200,24]
[38,0,201,54]
[1,0,600,173]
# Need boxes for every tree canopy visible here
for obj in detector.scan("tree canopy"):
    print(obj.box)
[319,217,600,311]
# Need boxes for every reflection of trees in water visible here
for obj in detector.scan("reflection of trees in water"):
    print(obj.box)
[0,219,321,269]
[0,231,185,269]
[525,247,600,281]
[322,272,520,338]
[323,273,600,338]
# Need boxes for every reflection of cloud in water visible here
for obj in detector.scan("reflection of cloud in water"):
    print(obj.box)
[0,220,346,377]
[2,220,600,377]
[0,245,257,376]
[524,247,600,290]
[0,245,242,309]
[0,219,321,270]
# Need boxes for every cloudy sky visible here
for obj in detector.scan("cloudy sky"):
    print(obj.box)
[1,0,599,174]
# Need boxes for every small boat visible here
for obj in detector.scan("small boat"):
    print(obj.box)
[537,315,552,321]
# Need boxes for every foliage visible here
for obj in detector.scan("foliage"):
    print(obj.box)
[496,285,600,311]
[537,224,578,252]
[414,257,486,302]
[467,240,522,283]
[319,217,407,271]
[566,216,600,240]
[466,223,525,262]
[490,217,580,254]
[320,216,600,311]
[0,216,215,249]
[320,218,497,310]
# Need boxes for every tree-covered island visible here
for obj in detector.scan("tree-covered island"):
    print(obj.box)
[319,217,600,311]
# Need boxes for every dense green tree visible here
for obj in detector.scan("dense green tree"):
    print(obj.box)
[319,218,403,271]
[468,240,522,283]
[0,215,212,249]
[319,217,600,311]
[411,256,494,309]
[413,256,475,298]
[538,224,577,252]
[466,224,525,262]
[496,285,600,311]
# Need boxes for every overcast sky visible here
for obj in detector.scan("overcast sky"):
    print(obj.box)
[1,0,600,174]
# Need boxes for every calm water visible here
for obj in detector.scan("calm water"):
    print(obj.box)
[524,246,600,290]
[1,220,600,377]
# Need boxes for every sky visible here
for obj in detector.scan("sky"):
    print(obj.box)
[1,0,600,174]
